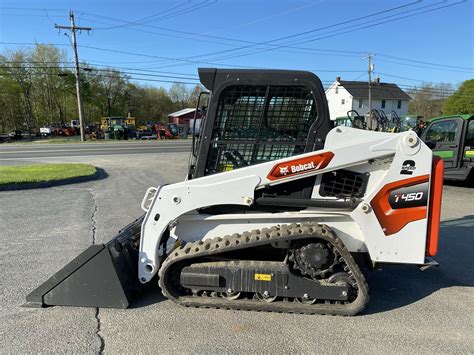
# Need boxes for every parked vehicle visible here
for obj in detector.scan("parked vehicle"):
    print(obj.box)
[40,127,53,137]
[421,114,474,182]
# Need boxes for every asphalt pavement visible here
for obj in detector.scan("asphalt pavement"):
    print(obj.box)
[1,152,473,353]
[0,140,191,160]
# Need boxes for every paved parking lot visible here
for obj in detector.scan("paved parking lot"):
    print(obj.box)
[1,152,473,353]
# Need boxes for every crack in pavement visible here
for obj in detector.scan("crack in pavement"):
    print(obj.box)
[88,189,105,354]
[89,189,98,245]
[94,307,105,354]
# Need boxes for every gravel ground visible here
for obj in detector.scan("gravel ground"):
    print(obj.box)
[1,153,473,353]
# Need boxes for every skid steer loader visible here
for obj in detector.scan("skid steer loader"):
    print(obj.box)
[25,68,444,316]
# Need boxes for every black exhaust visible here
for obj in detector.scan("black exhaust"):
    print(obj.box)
[23,216,145,309]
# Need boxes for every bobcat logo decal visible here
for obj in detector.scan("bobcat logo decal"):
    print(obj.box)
[267,152,335,181]
[279,166,289,175]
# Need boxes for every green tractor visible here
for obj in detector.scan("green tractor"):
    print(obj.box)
[421,114,474,182]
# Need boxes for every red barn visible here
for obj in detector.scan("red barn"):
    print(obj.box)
[168,108,202,128]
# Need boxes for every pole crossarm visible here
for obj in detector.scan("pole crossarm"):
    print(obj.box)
[55,25,92,31]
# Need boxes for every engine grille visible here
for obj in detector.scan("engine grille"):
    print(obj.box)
[319,170,368,199]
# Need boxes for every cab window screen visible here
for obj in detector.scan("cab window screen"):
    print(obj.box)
[206,85,318,175]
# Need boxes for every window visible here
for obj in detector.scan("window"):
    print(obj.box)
[425,120,459,142]
[397,100,402,109]
[466,120,474,146]
[341,99,345,105]
[358,99,363,108]
[335,87,339,94]
[206,85,318,174]
[381,100,386,109]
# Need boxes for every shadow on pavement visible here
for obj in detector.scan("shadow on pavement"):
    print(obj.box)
[364,215,474,315]
[0,167,108,191]
[129,285,167,309]
[444,179,474,188]
[125,216,474,312]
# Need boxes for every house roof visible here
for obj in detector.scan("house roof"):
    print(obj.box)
[168,108,196,117]
[336,80,411,100]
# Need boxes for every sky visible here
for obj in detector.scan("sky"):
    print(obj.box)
[0,0,473,92]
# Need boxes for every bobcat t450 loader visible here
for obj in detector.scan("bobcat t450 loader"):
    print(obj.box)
[25,68,444,316]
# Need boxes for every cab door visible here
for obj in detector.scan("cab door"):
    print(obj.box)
[422,117,464,169]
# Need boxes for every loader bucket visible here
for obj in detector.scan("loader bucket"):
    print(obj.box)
[23,216,144,309]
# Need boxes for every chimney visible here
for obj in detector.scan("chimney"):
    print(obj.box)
[374,76,380,84]
[336,76,341,82]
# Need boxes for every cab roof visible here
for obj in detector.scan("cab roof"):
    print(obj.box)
[428,114,474,122]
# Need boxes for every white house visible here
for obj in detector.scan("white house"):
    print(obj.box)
[325,77,411,120]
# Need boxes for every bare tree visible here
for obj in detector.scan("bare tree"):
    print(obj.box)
[408,83,454,119]
[168,83,190,109]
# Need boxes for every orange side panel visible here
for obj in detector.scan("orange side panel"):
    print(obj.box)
[267,152,334,181]
[370,175,430,236]
[426,156,444,256]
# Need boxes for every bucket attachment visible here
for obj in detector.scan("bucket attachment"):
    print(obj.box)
[23,216,144,309]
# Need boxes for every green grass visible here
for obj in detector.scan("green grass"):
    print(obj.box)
[0,163,97,185]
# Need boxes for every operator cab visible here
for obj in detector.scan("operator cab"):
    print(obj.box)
[189,68,332,179]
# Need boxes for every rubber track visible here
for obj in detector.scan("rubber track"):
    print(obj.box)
[158,223,369,316]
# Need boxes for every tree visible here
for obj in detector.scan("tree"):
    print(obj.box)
[0,62,23,132]
[132,86,175,123]
[408,83,453,119]
[168,83,190,109]
[30,44,71,126]
[1,49,36,132]
[442,79,474,114]
[99,69,129,116]
[0,44,195,132]
[188,84,205,108]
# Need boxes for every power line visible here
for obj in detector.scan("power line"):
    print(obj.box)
[91,1,192,30]
[148,1,469,70]
[377,58,473,73]
[374,72,427,82]
[202,0,327,35]
[93,1,217,31]
[157,0,422,64]
[2,4,471,72]
[2,66,463,95]
[378,54,474,71]
[0,41,264,69]
[3,59,200,77]
[190,0,464,66]
[131,0,217,24]
[0,69,200,85]
[2,60,367,75]
[75,10,369,58]
[2,65,201,81]
[80,14,364,61]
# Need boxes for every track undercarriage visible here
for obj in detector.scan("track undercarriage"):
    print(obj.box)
[159,223,369,316]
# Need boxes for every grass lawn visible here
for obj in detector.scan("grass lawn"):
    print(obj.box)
[0,163,97,185]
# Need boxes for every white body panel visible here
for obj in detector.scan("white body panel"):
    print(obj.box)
[138,127,433,283]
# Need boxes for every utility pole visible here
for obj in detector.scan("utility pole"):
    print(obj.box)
[367,54,374,118]
[55,11,91,142]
